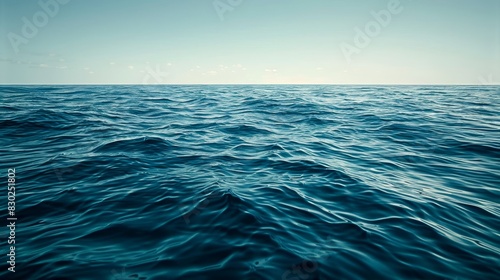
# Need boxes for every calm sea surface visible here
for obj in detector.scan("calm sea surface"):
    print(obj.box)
[0,85,499,279]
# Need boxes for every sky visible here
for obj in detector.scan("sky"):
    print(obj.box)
[0,0,499,84]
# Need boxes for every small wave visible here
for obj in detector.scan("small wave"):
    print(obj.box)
[1,85,499,279]
[93,136,174,154]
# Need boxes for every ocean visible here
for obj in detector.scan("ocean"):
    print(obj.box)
[0,85,499,279]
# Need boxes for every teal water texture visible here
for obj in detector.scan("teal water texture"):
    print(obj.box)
[0,85,499,279]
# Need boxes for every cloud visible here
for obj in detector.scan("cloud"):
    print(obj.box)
[204,70,217,76]
[0,58,34,65]
[1,57,67,70]
[128,65,134,70]
[265,69,277,72]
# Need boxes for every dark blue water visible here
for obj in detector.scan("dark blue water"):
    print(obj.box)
[0,85,499,279]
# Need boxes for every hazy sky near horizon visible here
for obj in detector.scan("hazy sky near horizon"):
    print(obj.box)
[1,0,499,84]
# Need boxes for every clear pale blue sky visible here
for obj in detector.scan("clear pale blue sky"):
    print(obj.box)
[1,0,499,84]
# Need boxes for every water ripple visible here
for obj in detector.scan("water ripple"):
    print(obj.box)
[0,85,499,279]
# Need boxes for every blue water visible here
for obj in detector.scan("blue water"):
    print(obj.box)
[0,85,499,279]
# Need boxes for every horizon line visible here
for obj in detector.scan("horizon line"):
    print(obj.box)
[1,83,499,86]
